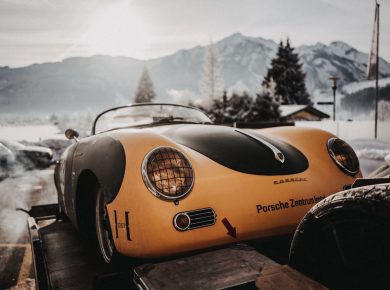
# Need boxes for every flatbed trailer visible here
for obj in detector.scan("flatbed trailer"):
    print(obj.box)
[27,203,325,290]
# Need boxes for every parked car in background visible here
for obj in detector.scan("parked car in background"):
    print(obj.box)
[0,139,53,170]
[0,142,16,180]
[55,103,361,264]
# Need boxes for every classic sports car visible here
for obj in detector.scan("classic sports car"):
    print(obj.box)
[55,103,361,264]
[0,142,15,180]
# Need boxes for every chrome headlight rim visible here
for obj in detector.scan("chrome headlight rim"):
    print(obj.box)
[141,146,195,201]
[327,137,360,176]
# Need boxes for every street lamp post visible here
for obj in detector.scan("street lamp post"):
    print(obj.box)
[329,76,339,121]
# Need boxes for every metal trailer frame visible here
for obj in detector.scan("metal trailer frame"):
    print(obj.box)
[27,204,58,290]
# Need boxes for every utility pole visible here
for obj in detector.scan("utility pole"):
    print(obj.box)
[374,2,380,139]
[329,76,339,121]
[368,1,380,139]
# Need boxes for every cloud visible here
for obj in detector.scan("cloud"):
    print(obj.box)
[0,0,389,67]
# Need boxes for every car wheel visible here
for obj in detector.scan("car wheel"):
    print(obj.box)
[95,189,116,264]
[289,184,390,290]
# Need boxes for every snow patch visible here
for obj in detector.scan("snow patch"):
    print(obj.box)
[342,77,390,94]
[355,148,390,161]
[0,125,64,142]
[227,81,250,97]
[385,154,390,166]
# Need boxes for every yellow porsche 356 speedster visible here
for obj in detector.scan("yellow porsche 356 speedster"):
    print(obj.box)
[54,103,361,264]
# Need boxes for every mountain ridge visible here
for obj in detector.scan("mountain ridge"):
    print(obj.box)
[1,32,389,113]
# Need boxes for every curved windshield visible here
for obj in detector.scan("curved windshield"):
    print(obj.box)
[93,104,211,134]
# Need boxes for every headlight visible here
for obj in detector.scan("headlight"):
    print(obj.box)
[142,147,194,200]
[327,138,359,176]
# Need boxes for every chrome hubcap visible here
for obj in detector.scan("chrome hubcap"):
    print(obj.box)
[96,192,114,263]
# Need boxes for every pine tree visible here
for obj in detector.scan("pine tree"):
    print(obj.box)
[134,68,156,103]
[228,93,254,123]
[206,92,247,124]
[207,91,280,124]
[263,39,310,105]
[251,92,280,122]
[199,42,224,108]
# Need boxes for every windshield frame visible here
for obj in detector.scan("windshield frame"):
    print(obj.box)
[92,103,211,135]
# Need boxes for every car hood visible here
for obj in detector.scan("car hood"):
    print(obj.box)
[149,124,308,175]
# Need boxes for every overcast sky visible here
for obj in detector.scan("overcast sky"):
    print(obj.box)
[0,0,388,68]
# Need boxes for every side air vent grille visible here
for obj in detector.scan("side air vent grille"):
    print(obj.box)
[173,208,216,231]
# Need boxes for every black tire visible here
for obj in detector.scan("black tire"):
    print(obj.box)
[289,184,390,290]
[95,189,119,264]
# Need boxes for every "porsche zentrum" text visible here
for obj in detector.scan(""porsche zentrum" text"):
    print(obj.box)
[256,195,325,213]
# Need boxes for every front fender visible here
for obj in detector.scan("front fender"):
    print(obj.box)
[67,134,126,227]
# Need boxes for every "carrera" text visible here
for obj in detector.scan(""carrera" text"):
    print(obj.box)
[273,177,307,185]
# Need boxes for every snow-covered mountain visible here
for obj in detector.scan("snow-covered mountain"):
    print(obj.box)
[1,32,389,113]
[299,41,390,92]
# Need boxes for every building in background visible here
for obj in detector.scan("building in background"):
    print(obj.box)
[280,105,329,121]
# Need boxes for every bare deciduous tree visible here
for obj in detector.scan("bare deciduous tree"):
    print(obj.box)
[199,42,224,108]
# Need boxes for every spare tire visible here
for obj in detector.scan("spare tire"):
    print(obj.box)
[289,184,390,290]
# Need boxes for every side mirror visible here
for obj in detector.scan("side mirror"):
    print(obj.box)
[65,128,79,141]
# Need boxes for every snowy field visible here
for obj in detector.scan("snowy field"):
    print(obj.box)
[296,120,390,143]
[0,112,94,141]
[0,125,64,142]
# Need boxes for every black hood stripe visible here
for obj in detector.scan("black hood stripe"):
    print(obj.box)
[160,125,308,175]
